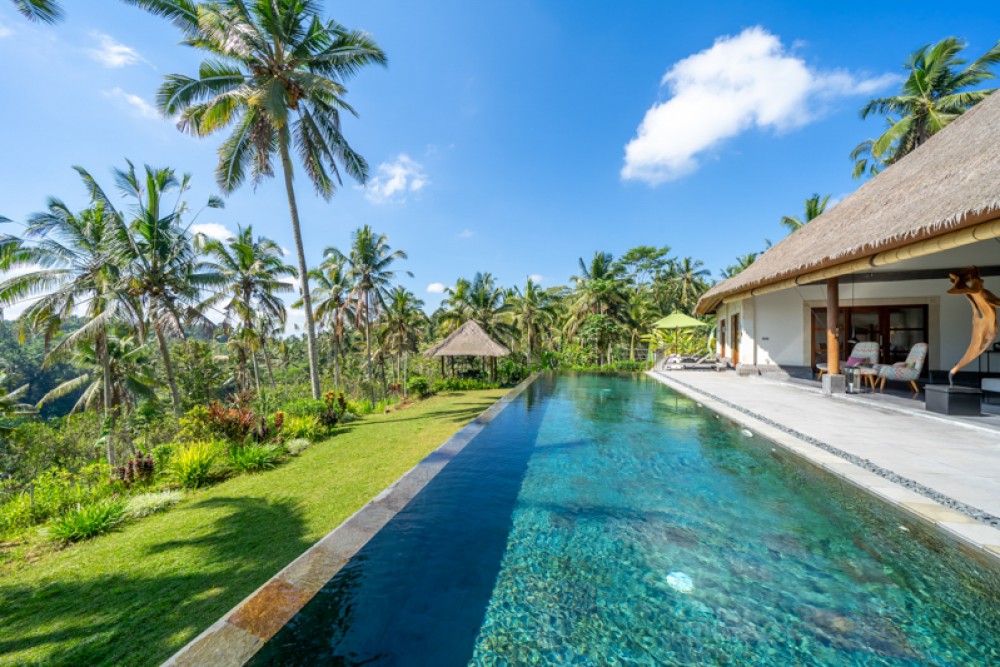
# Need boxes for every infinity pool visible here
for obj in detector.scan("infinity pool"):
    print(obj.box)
[250,373,1000,666]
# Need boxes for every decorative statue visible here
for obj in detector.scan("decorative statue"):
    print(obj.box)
[947,267,1000,381]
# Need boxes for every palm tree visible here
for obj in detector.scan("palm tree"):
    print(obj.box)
[566,252,626,336]
[508,277,557,362]
[853,37,1000,178]
[0,197,136,463]
[11,0,62,22]
[197,224,296,392]
[125,0,387,400]
[441,272,513,343]
[721,252,759,279]
[670,257,710,312]
[301,257,352,389]
[781,194,831,232]
[332,226,408,409]
[39,334,157,418]
[78,161,221,413]
[0,372,32,433]
[380,286,425,392]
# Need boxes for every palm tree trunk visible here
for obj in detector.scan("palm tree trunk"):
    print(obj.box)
[364,313,376,410]
[261,339,277,388]
[278,129,321,400]
[98,331,115,466]
[154,323,182,414]
[251,350,262,397]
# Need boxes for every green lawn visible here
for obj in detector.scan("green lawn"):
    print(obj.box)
[0,389,506,666]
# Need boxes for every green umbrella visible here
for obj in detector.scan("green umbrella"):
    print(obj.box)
[653,312,707,330]
[653,312,708,354]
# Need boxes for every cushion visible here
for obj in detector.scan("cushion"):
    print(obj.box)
[845,356,865,367]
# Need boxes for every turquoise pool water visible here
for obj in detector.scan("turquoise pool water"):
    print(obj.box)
[251,373,1000,666]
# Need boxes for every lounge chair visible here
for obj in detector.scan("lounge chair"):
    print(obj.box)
[656,353,726,371]
[817,341,880,388]
[874,342,927,394]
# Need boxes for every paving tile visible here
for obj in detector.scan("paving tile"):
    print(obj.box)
[165,622,262,667]
[229,579,313,641]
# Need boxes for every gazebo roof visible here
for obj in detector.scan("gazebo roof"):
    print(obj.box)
[424,320,511,358]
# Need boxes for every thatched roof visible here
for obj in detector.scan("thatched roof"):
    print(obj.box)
[424,320,511,358]
[697,91,1000,314]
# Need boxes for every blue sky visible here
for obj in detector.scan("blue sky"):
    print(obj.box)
[1,0,999,326]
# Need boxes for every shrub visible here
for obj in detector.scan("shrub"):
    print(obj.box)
[177,405,212,442]
[228,444,283,473]
[110,451,155,487]
[125,490,183,519]
[172,442,219,489]
[282,415,327,442]
[152,443,176,471]
[407,376,431,397]
[285,438,311,455]
[49,498,127,543]
[431,378,500,392]
[282,398,326,419]
[205,401,255,443]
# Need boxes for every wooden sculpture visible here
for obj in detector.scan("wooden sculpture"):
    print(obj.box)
[947,267,1000,380]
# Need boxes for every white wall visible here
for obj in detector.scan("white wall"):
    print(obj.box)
[722,237,1000,372]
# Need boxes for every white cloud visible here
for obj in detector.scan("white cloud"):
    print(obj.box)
[621,27,898,184]
[191,223,235,240]
[365,154,428,204]
[457,229,474,239]
[103,87,161,120]
[529,274,544,283]
[0,21,12,39]
[426,282,447,294]
[87,31,144,68]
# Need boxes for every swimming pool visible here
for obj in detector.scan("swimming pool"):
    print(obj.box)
[249,373,1000,665]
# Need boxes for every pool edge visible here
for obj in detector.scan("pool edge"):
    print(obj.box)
[647,371,1000,570]
[161,374,541,667]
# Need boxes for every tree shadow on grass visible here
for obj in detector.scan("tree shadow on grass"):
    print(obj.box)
[0,495,312,666]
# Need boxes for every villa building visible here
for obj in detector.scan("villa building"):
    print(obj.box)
[697,90,1000,386]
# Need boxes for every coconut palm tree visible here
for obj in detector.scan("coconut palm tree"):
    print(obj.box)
[721,252,759,279]
[125,0,387,400]
[196,224,296,392]
[508,277,557,362]
[781,194,831,233]
[380,286,425,391]
[670,257,710,312]
[11,0,62,22]
[0,372,32,433]
[303,257,352,389]
[566,252,626,336]
[78,161,221,413]
[39,334,157,418]
[441,272,513,343]
[0,197,137,463]
[852,37,1000,178]
[330,226,408,409]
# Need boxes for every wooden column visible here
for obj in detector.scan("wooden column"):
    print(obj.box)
[826,277,840,376]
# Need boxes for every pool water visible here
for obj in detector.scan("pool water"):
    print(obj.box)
[250,373,1000,666]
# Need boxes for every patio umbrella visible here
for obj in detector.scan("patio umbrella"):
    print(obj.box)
[654,312,709,353]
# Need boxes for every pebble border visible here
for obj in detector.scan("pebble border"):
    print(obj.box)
[652,372,1000,529]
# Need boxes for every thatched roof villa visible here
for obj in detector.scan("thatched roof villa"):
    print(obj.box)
[697,90,1000,388]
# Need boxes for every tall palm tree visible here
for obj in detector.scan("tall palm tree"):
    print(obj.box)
[332,226,408,409]
[303,257,352,389]
[670,257,710,312]
[781,194,831,232]
[380,286,425,391]
[11,0,62,22]
[78,161,221,413]
[0,372,32,433]
[508,277,556,362]
[566,252,626,336]
[197,224,296,391]
[441,272,513,343]
[721,252,759,279]
[39,334,157,417]
[0,197,136,463]
[125,0,387,400]
[852,37,1000,178]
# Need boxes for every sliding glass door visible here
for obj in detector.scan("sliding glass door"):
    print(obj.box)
[810,305,928,374]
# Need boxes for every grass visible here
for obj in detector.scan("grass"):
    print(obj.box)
[0,389,505,666]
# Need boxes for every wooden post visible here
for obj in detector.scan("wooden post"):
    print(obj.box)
[826,277,840,376]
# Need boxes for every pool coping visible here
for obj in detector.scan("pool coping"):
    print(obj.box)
[162,375,540,667]
[647,371,1000,569]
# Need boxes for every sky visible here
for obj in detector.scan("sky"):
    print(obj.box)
[1,0,999,329]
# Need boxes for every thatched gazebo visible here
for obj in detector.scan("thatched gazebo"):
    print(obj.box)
[424,320,510,381]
